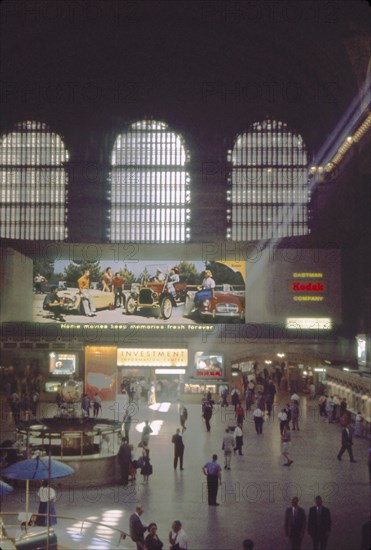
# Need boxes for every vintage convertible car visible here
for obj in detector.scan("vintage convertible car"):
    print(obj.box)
[187,285,245,322]
[59,288,115,314]
[125,272,188,320]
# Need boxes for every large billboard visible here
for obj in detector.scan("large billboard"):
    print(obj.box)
[32,259,246,326]
[245,249,342,329]
[28,248,342,330]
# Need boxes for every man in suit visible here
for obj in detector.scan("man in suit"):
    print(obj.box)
[284,496,306,550]
[117,437,132,486]
[172,428,185,470]
[337,424,357,462]
[129,505,147,550]
[308,496,332,550]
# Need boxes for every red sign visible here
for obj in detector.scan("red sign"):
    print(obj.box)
[292,282,324,292]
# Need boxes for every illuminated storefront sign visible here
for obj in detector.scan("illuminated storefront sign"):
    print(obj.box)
[291,272,325,302]
[286,318,332,330]
[117,348,188,367]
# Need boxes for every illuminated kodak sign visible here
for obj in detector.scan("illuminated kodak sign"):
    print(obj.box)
[292,282,324,292]
[117,348,188,367]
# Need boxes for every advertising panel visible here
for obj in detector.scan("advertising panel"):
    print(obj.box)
[245,249,342,329]
[32,259,245,326]
[194,351,224,378]
[49,352,77,375]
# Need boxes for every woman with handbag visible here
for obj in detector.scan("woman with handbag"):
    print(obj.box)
[140,448,153,484]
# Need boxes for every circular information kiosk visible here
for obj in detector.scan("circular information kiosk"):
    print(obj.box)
[15,416,122,487]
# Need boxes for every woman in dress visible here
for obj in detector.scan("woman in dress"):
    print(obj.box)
[140,448,153,484]
[36,480,57,526]
[144,523,164,550]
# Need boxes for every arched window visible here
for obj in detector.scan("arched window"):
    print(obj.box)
[227,120,309,241]
[0,120,69,240]
[109,120,191,242]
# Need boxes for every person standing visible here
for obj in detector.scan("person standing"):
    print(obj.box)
[118,437,132,485]
[93,392,102,417]
[140,448,153,484]
[281,425,293,466]
[77,270,96,317]
[179,403,188,433]
[36,480,57,526]
[129,505,148,550]
[308,495,332,550]
[144,522,164,550]
[234,424,244,456]
[222,428,235,470]
[123,411,132,443]
[101,266,113,292]
[284,496,306,550]
[202,454,222,506]
[172,428,185,470]
[112,272,125,307]
[337,424,357,462]
[253,406,264,434]
[202,399,213,432]
[291,400,300,431]
[169,520,188,550]
[278,408,288,435]
[81,393,91,417]
[141,420,153,447]
[235,403,245,428]
[34,273,47,293]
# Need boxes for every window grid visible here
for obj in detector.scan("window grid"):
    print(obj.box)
[228,120,310,241]
[0,121,69,240]
[109,120,190,243]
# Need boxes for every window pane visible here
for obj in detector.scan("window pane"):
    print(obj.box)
[229,120,309,240]
[0,121,68,240]
[109,120,190,242]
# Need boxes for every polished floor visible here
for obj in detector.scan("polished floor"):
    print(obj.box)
[1,392,370,550]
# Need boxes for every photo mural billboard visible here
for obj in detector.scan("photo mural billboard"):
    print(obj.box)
[32,259,246,326]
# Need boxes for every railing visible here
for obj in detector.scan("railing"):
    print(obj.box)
[0,512,131,548]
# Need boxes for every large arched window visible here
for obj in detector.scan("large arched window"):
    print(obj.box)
[0,120,69,240]
[109,120,190,242]
[227,120,309,241]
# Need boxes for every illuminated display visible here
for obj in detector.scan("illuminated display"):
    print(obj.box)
[292,282,324,291]
[49,353,77,375]
[117,348,188,367]
[195,352,224,377]
[32,259,245,326]
[286,318,332,329]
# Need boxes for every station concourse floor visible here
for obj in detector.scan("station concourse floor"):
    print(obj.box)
[2,394,370,550]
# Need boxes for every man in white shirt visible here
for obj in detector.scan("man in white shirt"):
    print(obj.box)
[169,520,188,550]
[234,424,244,456]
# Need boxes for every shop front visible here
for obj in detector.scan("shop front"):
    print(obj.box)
[117,347,188,403]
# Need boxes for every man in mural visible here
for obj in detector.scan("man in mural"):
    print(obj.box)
[185,269,215,316]
[77,270,97,317]
[42,287,66,322]
[112,272,125,307]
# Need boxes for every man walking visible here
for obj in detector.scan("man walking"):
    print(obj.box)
[234,423,244,456]
[202,454,222,506]
[284,496,306,550]
[222,428,235,470]
[337,423,357,462]
[172,428,185,470]
[129,504,147,550]
[202,399,213,432]
[308,495,332,550]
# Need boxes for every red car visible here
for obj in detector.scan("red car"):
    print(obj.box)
[188,285,245,322]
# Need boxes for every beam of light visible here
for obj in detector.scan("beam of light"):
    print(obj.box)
[136,420,163,436]
[148,402,171,412]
